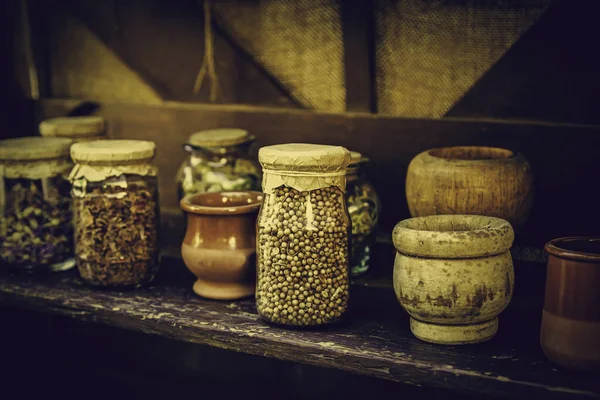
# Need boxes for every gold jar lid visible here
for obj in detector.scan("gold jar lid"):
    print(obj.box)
[39,116,105,138]
[188,129,254,148]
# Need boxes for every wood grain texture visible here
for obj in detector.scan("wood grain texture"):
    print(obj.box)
[405,147,534,227]
[0,259,598,399]
[36,99,600,248]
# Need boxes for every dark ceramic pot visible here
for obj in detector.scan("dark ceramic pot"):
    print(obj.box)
[541,237,600,370]
[180,191,263,300]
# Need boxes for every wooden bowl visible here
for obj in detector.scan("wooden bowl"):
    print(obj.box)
[392,215,515,345]
[180,191,263,300]
[541,237,600,370]
[405,146,534,227]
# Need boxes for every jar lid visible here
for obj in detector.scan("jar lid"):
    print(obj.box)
[259,143,351,172]
[348,151,370,166]
[71,140,156,163]
[259,144,351,193]
[39,116,105,138]
[349,151,362,164]
[188,129,253,148]
[0,137,73,161]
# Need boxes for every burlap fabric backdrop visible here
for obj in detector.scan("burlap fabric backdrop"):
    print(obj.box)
[214,0,550,118]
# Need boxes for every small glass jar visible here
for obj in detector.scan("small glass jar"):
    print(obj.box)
[176,129,261,200]
[39,116,106,143]
[70,140,160,288]
[256,144,352,327]
[346,152,380,277]
[0,137,74,272]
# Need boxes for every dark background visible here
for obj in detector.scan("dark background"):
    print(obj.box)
[1,0,599,398]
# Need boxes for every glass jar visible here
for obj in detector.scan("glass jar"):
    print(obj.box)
[256,144,352,327]
[176,129,261,200]
[70,140,160,288]
[39,116,106,143]
[346,152,380,277]
[0,137,74,272]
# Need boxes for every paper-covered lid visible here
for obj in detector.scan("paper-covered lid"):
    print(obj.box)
[0,137,72,161]
[349,151,362,165]
[188,129,253,148]
[259,143,350,171]
[258,143,351,192]
[71,140,155,163]
[39,116,105,138]
[348,151,370,167]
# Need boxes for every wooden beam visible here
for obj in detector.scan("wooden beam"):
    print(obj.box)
[0,0,37,139]
[209,9,305,109]
[37,0,299,107]
[20,0,51,99]
[341,1,377,113]
[447,0,600,125]
[37,98,600,247]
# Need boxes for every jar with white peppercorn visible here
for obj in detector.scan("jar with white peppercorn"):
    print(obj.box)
[39,116,106,144]
[0,137,74,273]
[70,140,160,288]
[256,144,352,327]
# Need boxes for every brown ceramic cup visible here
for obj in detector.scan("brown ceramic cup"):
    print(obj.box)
[180,191,263,300]
[541,237,600,370]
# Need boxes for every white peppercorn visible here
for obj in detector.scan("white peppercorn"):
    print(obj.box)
[257,186,350,326]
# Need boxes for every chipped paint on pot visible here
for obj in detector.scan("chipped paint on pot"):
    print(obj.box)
[392,215,515,345]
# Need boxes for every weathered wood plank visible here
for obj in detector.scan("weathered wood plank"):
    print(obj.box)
[36,99,600,249]
[0,260,598,399]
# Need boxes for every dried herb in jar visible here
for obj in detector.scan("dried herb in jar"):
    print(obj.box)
[345,152,380,277]
[0,177,73,269]
[347,189,378,274]
[177,129,261,199]
[178,157,260,197]
[70,139,160,288]
[73,177,159,287]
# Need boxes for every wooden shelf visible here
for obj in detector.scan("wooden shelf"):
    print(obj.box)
[0,257,598,399]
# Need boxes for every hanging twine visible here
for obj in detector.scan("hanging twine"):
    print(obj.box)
[194,0,219,101]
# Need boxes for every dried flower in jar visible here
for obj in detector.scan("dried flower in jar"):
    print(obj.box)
[73,177,159,287]
[0,178,72,269]
[256,186,350,326]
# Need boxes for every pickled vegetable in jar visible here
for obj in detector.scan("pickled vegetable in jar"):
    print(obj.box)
[70,140,160,288]
[39,116,106,143]
[346,151,380,277]
[176,129,261,199]
[0,137,74,272]
[256,144,352,327]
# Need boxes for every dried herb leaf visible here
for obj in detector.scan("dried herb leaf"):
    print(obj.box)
[73,176,159,287]
[0,177,73,270]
